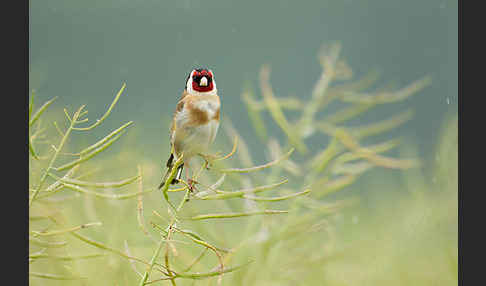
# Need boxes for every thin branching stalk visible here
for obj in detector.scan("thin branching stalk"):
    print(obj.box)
[55,129,129,171]
[29,97,57,127]
[29,105,84,207]
[29,272,85,280]
[140,182,192,285]
[31,222,102,237]
[79,121,133,155]
[70,232,151,266]
[50,173,140,189]
[334,129,419,169]
[243,189,310,201]
[259,66,307,153]
[196,179,288,200]
[217,149,294,173]
[63,183,155,199]
[72,83,126,131]
[29,253,105,261]
[213,136,238,162]
[182,248,209,272]
[138,236,166,286]
[137,165,148,235]
[189,210,288,220]
[29,237,67,248]
[125,240,144,278]
[159,155,184,210]
[298,44,340,132]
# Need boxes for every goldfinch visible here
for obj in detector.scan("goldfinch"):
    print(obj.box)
[158,68,220,189]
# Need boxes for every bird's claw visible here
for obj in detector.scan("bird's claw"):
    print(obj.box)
[188,179,198,192]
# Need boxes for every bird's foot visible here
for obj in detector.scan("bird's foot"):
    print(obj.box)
[188,178,198,192]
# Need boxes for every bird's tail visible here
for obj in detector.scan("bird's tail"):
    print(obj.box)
[158,153,184,189]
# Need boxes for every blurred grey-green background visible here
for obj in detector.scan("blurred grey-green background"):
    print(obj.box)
[29,1,457,285]
[30,0,457,159]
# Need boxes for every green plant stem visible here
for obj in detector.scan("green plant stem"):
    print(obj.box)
[139,237,166,286]
[29,106,82,208]
[72,83,126,131]
[139,188,190,285]
[29,272,85,280]
[190,210,288,220]
[70,232,151,266]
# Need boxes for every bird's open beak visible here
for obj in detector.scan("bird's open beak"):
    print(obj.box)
[199,76,208,87]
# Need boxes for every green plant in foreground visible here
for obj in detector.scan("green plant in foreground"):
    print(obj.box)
[29,83,144,279]
[29,42,432,285]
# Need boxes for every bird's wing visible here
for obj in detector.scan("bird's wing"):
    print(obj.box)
[169,91,191,152]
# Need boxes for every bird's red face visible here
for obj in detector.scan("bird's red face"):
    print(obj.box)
[186,68,215,93]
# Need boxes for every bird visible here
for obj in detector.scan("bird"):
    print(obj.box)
[158,68,220,190]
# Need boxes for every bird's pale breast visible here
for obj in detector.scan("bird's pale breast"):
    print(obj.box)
[172,95,220,159]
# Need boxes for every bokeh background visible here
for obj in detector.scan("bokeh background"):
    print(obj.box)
[30,0,457,159]
[29,0,457,285]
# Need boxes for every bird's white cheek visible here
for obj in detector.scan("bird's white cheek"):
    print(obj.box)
[186,77,194,93]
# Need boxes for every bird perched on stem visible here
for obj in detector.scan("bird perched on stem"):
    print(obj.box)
[158,68,220,190]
